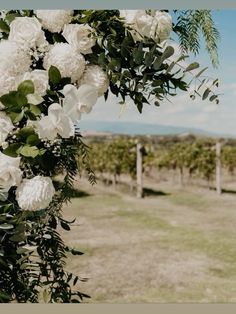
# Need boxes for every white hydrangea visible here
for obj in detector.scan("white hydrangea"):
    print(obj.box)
[9,17,46,49]
[0,112,14,146]
[62,24,96,54]
[0,74,18,97]
[0,40,31,76]
[17,70,49,96]
[36,10,73,33]
[43,43,85,82]
[62,84,98,122]
[0,152,22,192]
[32,103,75,140]
[79,65,109,96]
[16,176,55,211]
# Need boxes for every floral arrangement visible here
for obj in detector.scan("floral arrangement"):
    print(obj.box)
[0,10,218,303]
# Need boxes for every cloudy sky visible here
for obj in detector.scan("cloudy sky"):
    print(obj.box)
[82,10,236,136]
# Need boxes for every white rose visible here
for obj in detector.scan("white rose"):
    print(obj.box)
[0,112,14,146]
[9,17,46,49]
[36,10,73,33]
[120,10,172,42]
[62,24,96,54]
[62,84,98,122]
[119,10,145,25]
[79,65,109,97]
[119,10,147,41]
[135,11,155,38]
[154,11,172,42]
[16,176,55,211]
[0,152,22,192]
[0,40,31,77]
[18,70,49,96]
[43,43,85,82]
[33,103,75,140]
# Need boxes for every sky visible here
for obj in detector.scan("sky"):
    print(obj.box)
[82,10,236,136]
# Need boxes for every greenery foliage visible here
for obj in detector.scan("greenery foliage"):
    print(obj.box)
[0,9,220,303]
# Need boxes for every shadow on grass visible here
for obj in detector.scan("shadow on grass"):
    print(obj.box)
[222,189,236,195]
[143,187,170,197]
[53,180,90,198]
[209,187,236,195]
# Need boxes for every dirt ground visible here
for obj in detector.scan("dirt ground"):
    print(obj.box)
[60,175,236,303]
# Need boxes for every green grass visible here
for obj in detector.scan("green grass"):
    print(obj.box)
[62,179,236,302]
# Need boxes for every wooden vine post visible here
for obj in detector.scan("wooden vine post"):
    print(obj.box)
[136,143,144,198]
[215,141,222,195]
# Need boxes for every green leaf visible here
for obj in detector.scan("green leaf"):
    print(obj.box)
[195,67,208,78]
[16,93,28,107]
[18,80,35,96]
[161,46,175,61]
[10,233,27,242]
[98,52,106,66]
[0,20,10,33]
[0,292,11,302]
[17,127,35,139]
[152,79,163,87]
[3,143,22,157]
[202,88,211,100]
[5,12,21,23]
[60,221,70,231]
[19,145,39,158]
[0,92,18,108]
[0,223,14,230]
[9,111,24,123]
[53,33,66,43]
[209,95,218,102]
[43,289,49,303]
[26,134,40,146]
[133,44,144,65]
[184,62,200,72]
[145,52,154,67]
[29,104,41,116]
[49,66,61,85]
[71,249,84,256]
[153,57,162,70]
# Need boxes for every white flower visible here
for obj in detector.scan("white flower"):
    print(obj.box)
[154,11,172,42]
[0,40,31,77]
[0,112,14,146]
[36,10,73,33]
[43,43,85,82]
[119,10,144,25]
[17,70,49,96]
[119,10,172,42]
[9,17,46,49]
[0,153,22,192]
[16,176,55,211]
[33,103,75,140]
[0,74,18,97]
[135,11,156,39]
[79,65,109,97]
[62,24,96,54]
[62,84,98,122]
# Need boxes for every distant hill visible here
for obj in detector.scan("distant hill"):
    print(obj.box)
[77,120,230,138]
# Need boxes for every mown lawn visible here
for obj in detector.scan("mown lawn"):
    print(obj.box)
[61,178,236,302]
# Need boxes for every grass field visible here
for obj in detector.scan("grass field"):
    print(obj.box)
[61,176,236,303]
